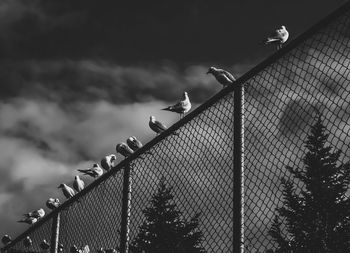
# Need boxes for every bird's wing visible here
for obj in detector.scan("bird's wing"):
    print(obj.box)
[222,70,236,82]
[155,121,167,131]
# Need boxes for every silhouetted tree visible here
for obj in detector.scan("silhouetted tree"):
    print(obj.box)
[130,179,206,253]
[269,115,350,252]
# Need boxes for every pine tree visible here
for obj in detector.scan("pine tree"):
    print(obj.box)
[268,115,350,252]
[130,179,206,253]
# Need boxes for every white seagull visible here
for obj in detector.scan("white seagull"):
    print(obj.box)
[1,235,12,245]
[78,163,103,178]
[101,154,116,171]
[46,198,60,209]
[73,175,85,192]
[58,183,76,199]
[264,25,289,50]
[207,67,236,87]
[116,142,134,157]
[162,91,192,119]
[18,217,37,225]
[149,116,167,135]
[23,208,45,219]
[126,136,143,151]
[23,236,33,248]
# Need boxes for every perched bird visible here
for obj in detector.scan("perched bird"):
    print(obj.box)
[162,91,192,119]
[149,116,167,135]
[73,175,85,192]
[263,25,289,50]
[23,208,45,219]
[23,236,33,248]
[18,217,38,225]
[1,235,11,245]
[126,136,143,151]
[58,183,76,199]
[40,239,50,250]
[78,164,103,178]
[207,67,236,87]
[116,142,134,157]
[101,154,116,171]
[46,198,60,209]
[70,245,79,253]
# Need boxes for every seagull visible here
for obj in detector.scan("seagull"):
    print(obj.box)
[78,164,103,178]
[23,236,33,248]
[23,208,45,219]
[73,175,85,192]
[126,136,143,151]
[46,198,60,209]
[264,25,289,50]
[58,183,76,199]
[101,154,116,171]
[40,239,50,250]
[116,142,134,157]
[149,116,167,135]
[207,67,236,87]
[162,92,192,119]
[18,217,38,225]
[1,235,11,245]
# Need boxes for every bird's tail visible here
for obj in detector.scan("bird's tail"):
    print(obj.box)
[78,169,89,174]
[161,106,172,111]
[263,38,279,45]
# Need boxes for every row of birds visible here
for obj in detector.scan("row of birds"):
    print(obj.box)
[1,24,289,247]
[2,235,92,253]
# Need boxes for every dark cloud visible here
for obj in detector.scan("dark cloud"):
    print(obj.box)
[0,60,243,104]
[0,0,344,62]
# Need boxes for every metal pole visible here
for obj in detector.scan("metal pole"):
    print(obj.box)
[120,164,133,253]
[50,212,61,253]
[233,83,245,253]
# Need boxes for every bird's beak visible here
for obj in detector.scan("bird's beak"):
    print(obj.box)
[206,70,210,74]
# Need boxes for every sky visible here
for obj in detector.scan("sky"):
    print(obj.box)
[0,0,347,242]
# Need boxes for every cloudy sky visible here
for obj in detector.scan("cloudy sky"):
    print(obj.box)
[0,0,346,240]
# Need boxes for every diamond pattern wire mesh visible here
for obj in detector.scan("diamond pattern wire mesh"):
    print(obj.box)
[2,3,350,253]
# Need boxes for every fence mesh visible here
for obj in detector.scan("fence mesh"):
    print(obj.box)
[2,2,350,253]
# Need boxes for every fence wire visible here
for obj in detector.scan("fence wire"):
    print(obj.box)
[2,2,350,253]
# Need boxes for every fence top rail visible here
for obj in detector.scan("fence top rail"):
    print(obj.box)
[2,0,350,251]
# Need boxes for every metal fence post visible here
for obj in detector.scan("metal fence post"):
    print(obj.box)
[120,164,133,253]
[233,83,245,252]
[50,212,61,253]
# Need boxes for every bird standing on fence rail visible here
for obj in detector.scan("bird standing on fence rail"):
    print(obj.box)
[126,136,143,151]
[78,163,103,178]
[162,91,192,119]
[263,25,289,50]
[73,175,85,192]
[23,236,33,248]
[149,116,167,135]
[46,198,60,209]
[116,142,134,157]
[23,208,45,219]
[101,154,116,171]
[40,239,50,250]
[58,183,76,199]
[17,216,38,225]
[207,67,236,87]
[1,235,11,245]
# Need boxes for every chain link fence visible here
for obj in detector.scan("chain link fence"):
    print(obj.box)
[2,2,350,253]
